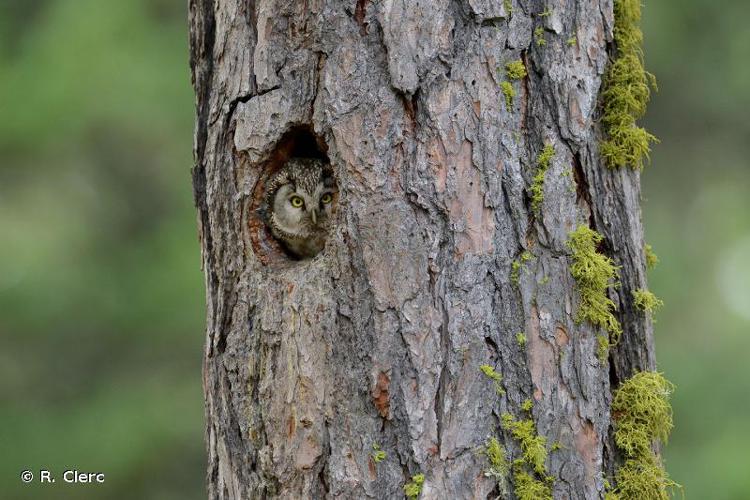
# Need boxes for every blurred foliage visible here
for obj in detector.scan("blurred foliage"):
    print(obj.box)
[0,0,747,498]
[642,1,750,499]
[0,0,203,498]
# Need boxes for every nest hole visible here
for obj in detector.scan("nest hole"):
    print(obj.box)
[247,126,332,266]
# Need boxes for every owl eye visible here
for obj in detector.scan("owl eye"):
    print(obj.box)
[290,196,305,208]
[320,193,333,204]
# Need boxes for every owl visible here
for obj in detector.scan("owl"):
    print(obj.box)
[262,157,337,259]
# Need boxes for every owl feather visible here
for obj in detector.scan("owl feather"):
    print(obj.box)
[262,157,336,259]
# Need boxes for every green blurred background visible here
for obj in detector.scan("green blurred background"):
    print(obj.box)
[1,1,204,499]
[0,0,747,498]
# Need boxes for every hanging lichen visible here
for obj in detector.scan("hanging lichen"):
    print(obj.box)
[482,437,510,495]
[480,364,505,395]
[513,467,552,500]
[499,411,553,500]
[600,0,658,169]
[505,60,527,80]
[632,288,664,316]
[644,243,659,270]
[567,225,622,359]
[511,250,534,286]
[501,81,516,108]
[530,144,555,214]
[607,372,681,499]
[403,473,425,499]
[371,443,386,463]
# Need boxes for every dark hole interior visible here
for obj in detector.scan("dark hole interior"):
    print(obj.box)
[284,126,328,160]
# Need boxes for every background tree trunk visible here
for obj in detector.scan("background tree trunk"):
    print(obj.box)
[189,0,655,498]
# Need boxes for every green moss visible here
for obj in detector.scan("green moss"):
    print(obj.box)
[608,372,680,499]
[632,289,663,315]
[538,8,552,18]
[567,36,577,46]
[514,468,552,500]
[644,243,659,270]
[516,332,527,348]
[404,473,425,499]
[530,144,555,214]
[534,26,546,46]
[372,443,386,463]
[501,413,547,475]
[550,441,563,451]
[511,251,534,285]
[600,0,658,169]
[480,364,505,395]
[504,0,512,15]
[501,81,515,108]
[567,225,622,356]
[483,437,510,494]
[506,60,527,80]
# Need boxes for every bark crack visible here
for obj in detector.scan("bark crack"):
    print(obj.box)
[354,0,370,36]
[571,151,595,228]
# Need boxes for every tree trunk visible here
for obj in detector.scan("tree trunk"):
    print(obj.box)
[189,0,655,498]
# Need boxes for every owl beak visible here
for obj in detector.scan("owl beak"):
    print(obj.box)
[310,207,318,225]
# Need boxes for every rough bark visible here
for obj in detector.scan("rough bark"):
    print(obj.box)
[189,0,656,498]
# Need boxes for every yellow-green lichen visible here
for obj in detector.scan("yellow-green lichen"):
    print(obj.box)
[483,437,510,494]
[604,482,620,500]
[501,412,554,500]
[632,289,663,315]
[611,455,681,500]
[568,225,622,357]
[567,36,577,46]
[501,81,515,108]
[504,0,512,15]
[511,251,534,285]
[530,144,555,214]
[608,372,681,499]
[501,413,547,475]
[538,8,552,18]
[612,372,673,457]
[404,473,425,499]
[534,26,546,46]
[514,467,552,500]
[600,0,658,169]
[480,364,505,395]
[550,441,563,451]
[372,443,386,463]
[644,243,659,270]
[506,60,527,80]
[516,332,527,348]
[520,398,533,413]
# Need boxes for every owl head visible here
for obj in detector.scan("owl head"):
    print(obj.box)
[263,157,337,259]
